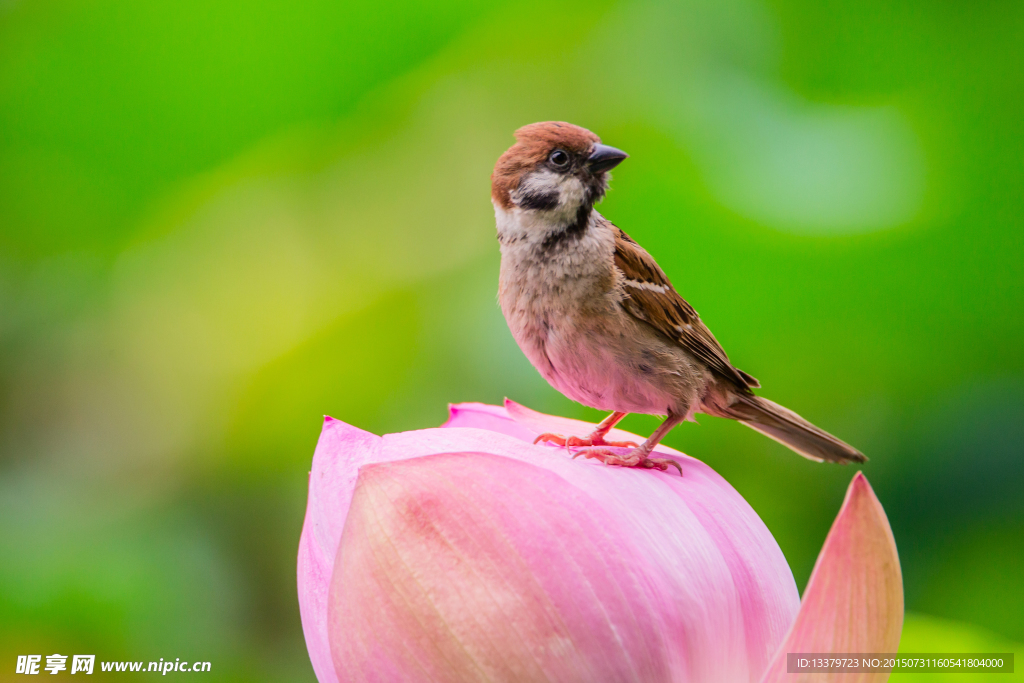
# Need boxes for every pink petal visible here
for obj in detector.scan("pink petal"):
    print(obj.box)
[440,401,536,442]
[330,452,675,682]
[297,417,385,683]
[300,403,801,682]
[759,472,903,683]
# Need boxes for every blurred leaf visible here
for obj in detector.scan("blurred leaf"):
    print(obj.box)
[893,612,1023,683]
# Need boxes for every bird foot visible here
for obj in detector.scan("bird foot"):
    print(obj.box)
[533,433,639,449]
[572,448,683,476]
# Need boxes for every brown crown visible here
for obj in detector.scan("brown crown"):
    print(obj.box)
[491,122,601,209]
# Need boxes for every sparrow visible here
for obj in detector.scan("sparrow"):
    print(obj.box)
[492,121,865,474]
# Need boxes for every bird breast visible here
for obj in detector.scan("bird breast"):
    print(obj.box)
[496,207,704,415]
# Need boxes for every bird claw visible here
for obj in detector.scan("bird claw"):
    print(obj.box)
[534,432,567,446]
[643,457,684,476]
[572,448,683,476]
[533,433,639,449]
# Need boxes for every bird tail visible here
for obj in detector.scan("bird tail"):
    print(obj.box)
[725,393,866,464]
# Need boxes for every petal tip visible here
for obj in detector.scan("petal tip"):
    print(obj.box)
[842,471,885,519]
[848,470,870,496]
[319,416,380,439]
[443,402,500,427]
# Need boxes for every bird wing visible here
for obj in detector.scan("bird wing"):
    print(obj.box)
[612,226,759,390]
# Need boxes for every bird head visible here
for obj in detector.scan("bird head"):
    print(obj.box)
[491,122,628,230]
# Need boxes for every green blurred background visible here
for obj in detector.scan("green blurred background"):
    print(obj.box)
[1,0,1021,680]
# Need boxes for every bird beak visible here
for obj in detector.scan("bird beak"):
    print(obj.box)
[587,144,629,173]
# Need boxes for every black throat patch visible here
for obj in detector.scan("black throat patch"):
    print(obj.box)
[517,188,559,211]
[539,203,592,254]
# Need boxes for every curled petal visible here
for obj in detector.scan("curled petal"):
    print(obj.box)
[440,401,536,442]
[298,418,384,683]
[760,472,903,683]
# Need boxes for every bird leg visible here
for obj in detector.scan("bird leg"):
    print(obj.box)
[533,411,638,450]
[575,413,685,475]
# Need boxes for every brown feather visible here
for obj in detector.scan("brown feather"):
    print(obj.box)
[612,226,760,390]
[728,394,866,463]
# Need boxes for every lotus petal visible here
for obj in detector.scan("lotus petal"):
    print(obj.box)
[440,401,536,442]
[329,451,675,682]
[759,472,903,683]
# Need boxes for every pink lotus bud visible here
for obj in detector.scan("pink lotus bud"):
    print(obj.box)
[297,400,902,683]
[759,472,903,683]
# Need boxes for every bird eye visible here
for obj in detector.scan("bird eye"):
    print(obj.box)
[549,149,570,168]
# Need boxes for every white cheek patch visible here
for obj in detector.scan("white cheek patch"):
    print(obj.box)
[556,174,587,208]
[514,170,560,206]
[514,170,587,219]
[519,169,560,193]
